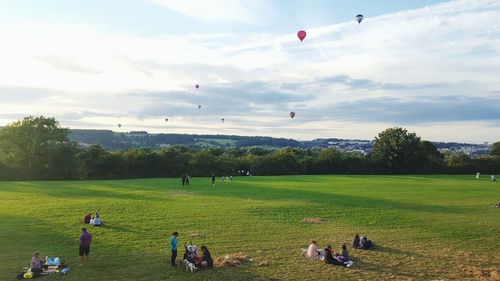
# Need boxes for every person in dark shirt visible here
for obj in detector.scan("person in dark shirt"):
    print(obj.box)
[200,246,213,268]
[324,247,346,267]
[211,173,216,189]
[83,213,92,224]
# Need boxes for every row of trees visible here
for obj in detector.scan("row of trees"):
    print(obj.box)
[0,116,499,180]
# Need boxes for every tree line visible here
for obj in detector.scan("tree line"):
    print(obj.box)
[0,116,499,180]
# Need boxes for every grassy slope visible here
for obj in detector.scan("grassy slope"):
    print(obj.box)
[0,175,499,281]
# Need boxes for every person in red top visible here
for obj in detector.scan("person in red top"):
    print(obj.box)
[79,228,92,266]
[83,213,92,224]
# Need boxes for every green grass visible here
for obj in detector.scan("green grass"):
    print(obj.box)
[0,175,499,280]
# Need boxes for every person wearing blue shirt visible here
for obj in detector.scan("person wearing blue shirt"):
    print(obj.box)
[170,231,179,267]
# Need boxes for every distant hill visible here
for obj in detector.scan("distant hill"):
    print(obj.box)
[67,129,490,157]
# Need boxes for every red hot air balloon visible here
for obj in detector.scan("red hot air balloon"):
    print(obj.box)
[290,112,296,119]
[297,30,306,42]
[195,84,199,89]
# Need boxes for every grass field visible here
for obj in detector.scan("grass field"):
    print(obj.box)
[1,175,499,281]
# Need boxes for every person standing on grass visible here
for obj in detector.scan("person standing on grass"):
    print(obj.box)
[211,173,216,189]
[181,175,186,186]
[79,228,92,266]
[185,174,190,186]
[170,231,179,267]
[492,175,497,183]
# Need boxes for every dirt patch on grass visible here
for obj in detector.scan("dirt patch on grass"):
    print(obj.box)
[215,253,252,268]
[463,267,499,281]
[189,230,205,238]
[301,217,325,224]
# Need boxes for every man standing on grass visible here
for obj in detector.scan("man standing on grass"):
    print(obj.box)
[211,173,216,189]
[79,228,92,266]
[170,231,179,267]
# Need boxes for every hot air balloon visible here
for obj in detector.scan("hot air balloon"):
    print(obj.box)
[195,84,199,89]
[356,14,364,24]
[165,118,169,122]
[297,30,306,42]
[117,123,122,128]
[198,105,202,109]
[221,118,225,123]
[290,112,296,119]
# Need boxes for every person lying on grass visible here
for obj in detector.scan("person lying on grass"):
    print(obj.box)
[359,236,374,250]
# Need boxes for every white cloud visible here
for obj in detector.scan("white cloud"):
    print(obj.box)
[147,0,270,24]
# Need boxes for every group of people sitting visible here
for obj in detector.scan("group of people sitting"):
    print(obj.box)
[18,252,69,279]
[305,241,353,267]
[83,210,103,226]
[183,242,213,269]
[304,234,375,268]
[352,234,374,250]
[491,203,500,208]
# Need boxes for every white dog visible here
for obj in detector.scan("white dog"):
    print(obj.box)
[183,259,197,272]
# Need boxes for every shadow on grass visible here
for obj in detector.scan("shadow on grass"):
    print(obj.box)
[0,181,164,202]
[373,245,424,258]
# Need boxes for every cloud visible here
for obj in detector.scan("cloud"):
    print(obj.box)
[33,56,101,74]
[147,0,270,24]
[0,0,500,142]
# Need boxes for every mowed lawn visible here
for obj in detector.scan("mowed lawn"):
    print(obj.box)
[0,175,499,281]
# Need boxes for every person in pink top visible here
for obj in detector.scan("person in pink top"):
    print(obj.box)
[306,240,319,259]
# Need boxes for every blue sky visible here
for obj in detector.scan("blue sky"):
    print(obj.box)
[0,0,499,142]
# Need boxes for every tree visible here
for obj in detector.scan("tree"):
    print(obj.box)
[491,141,500,156]
[0,116,69,178]
[371,127,421,172]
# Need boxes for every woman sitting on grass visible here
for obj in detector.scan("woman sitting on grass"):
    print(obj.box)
[352,234,360,248]
[93,216,103,226]
[306,240,319,259]
[30,251,46,274]
[199,246,213,268]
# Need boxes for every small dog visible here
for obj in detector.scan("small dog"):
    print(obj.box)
[183,259,197,272]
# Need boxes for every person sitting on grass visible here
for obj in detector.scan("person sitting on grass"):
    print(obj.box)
[359,236,374,250]
[199,246,213,268]
[352,234,360,248]
[306,240,319,259]
[84,213,92,224]
[89,217,95,225]
[30,251,46,274]
[93,216,103,226]
[324,246,352,267]
[341,244,350,261]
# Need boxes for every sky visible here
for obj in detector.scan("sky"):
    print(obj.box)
[0,0,499,143]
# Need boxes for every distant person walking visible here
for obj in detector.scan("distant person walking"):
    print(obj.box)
[170,231,179,267]
[476,172,480,179]
[181,175,186,186]
[211,173,216,189]
[185,174,190,186]
[79,228,92,266]
[492,175,497,183]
